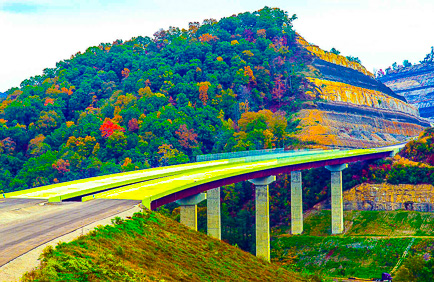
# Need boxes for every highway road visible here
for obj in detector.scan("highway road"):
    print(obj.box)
[84,147,400,209]
[0,145,402,267]
[4,149,326,203]
[0,198,140,267]
[0,198,46,212]
[4,159,232,202]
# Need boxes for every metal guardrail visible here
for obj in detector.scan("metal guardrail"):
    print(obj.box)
[196,148,330,163]
[196,148,285,162]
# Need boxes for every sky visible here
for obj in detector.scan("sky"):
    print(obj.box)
[1,0,434,92]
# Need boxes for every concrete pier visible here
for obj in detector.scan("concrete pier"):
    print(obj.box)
[325,164,348,234]
[207,187,221,239]
[291,171,303,235]
[249,175,276,262]
[176,193,206,231]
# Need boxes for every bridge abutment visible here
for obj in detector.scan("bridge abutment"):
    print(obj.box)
[176,193,206,231]
[325,164,348,234]
[207,187,221,239]
[291,171,303,235]
[249,175,276,262]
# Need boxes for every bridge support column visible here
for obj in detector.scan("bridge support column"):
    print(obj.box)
[325,164,348,234]
[207,187,221,239]
[249,175,276,262]
[291,171,303,235]
[176,193,206,231]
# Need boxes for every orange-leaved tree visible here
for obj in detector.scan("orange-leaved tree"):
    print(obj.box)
[176,124,198,149]
[100,118,125,138]
[199,33,218,42]
[52,159,70,174]
[198,81,211,105]
[121,68,130,78]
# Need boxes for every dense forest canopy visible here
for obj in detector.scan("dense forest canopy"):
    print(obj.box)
[0,7,309,192]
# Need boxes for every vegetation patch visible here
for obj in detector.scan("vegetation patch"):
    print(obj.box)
[23,211,307,282]
[272,210,434,280]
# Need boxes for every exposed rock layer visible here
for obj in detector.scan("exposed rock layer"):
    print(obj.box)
[296,35,428,148]
[379,63,434,119]
[343,182,434,212]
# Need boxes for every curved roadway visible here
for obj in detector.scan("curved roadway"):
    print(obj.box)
[83,146,401,209]
[0,145,402,271]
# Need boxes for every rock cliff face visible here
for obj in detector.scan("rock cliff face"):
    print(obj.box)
[378,63,434,120]
[343,182,434,212]
[295,35,429,148]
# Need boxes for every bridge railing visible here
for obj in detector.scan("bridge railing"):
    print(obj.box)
[196,148,285,162]
[196,148,328,163]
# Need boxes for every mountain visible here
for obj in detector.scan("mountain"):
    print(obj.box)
[0,7,307,192]
[0,6,430,251]
[294,35,429,148]
[378,50,434,121]
[0,7,427,194]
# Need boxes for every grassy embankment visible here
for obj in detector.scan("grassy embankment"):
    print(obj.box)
[23,210,308,282]
[272,210,434,279]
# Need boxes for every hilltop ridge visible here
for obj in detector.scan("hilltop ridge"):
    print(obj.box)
[0,6,427,195]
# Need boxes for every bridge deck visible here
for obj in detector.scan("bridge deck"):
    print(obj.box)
[82,148,397,209]
[4,160,231,202]
[4,147,401,209]
[4,150,327,202]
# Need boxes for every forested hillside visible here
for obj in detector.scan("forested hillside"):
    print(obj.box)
[1,7,428,254]
[352,127,434,186]
[0,7,306,192]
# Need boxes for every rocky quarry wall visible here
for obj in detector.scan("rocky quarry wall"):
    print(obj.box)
[343,182,434,212]
[295,35,430,148]
[378,63,434,119]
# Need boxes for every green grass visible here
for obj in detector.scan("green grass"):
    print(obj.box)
[23,211,308,282]
[272,235,411,278]
[282,210,434,237]
[271,210,434,279]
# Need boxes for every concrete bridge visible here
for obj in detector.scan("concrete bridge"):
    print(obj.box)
[4,145,402,262]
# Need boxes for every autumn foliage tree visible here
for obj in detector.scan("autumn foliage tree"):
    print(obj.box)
[44,98,54,106]
[121,68,130,78]
[198,33,218,42]
[52,159,70,174]
[198,82,211,105]
[27,134,49,157]
[272,75,286,104]
[233,109,288,149]
[65,136,97,157]
[157,144,189,166]
[100,118,125,138]
[176,124,198,149]
[128,118,139,132]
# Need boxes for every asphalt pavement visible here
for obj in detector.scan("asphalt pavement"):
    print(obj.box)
[0,198,46,212]
[0,198,140,266]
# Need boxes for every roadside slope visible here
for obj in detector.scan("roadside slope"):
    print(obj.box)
[272,210,434,279]
[23,210,307,282]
